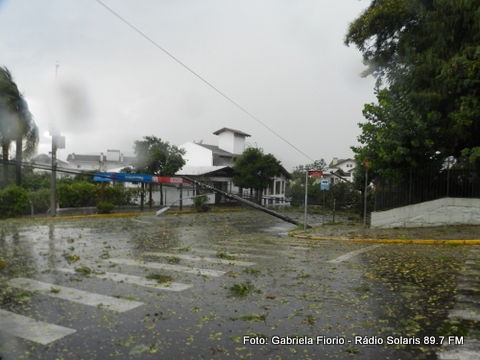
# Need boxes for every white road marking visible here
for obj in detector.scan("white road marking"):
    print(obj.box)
[57,268,192,291]
[105,258,226,277]
[327,245,381,263]
[173,248,275,259]
[0,309,76,345]
[8,278,143,313]
[133,219,151,224]
[142,252,255,266]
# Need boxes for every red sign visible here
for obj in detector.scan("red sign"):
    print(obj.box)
[152,176,189,184]
[363,158,369,170]
[308,171,323,178]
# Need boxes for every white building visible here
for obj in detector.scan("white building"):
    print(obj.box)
[322,157,356,184]
[179,127,290,206]
[65,150,135,172]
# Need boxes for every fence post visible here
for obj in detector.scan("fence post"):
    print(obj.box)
[408,168,412,205]
[447,158,450,197]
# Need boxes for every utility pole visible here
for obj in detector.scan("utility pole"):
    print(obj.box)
[304,170,308,232]
[50,136,57,217]
[50,62,65,217]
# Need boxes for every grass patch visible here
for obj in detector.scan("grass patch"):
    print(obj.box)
[294,271,310,279]
[216,252,237,261]
[74,265,92,276]
[353,285,370,292]
[237,313,267,323]
[64,254,80,263]
[243,267,260,275]
[437,320,469,337]
[230,282,254,296]
[166,256,180,264]
[303,314,316,325]
[146,273,173,284]
[177,247,190,252]
[74,265,105,276]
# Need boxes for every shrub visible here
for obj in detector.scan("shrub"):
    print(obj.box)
[191,194,210,212]
[28,188,50,214]
[0,185,29,218]
[57,182,99,208]
[104,183,141,205]
[97,202,114,214]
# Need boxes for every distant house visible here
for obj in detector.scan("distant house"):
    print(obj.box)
[65,150,135,172]
[32,154,71,178]
[322,158,356,184]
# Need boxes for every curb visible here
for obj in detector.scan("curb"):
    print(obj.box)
[289,233,480,244]
[12,208,246,221]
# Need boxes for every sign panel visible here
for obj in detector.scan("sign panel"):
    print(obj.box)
[308,171,323,178]
[94,173,189,184]
[320,179,330,191]
[153,176,189,184]
[94,173,113,182]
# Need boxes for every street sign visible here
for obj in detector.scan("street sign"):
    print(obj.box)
[320,179,330,191]
[94,173,190,184]
[363,158,369,170]
[308,171,323,178]
[153,176,189,184]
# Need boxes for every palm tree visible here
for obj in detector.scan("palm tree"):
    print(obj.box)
[0,67,38,188]
[15,96,38,186]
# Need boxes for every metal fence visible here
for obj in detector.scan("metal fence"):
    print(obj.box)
[374,165,480,211]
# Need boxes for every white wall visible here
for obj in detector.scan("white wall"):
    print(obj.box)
[371,197,480,228]
[180,142,213,166]
[218,131,234,154]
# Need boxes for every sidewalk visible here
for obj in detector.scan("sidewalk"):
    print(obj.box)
[288,218,480,244]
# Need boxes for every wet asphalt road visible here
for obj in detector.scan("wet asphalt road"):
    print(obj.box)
[0,210,472,359]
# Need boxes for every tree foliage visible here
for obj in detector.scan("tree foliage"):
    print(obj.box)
[129,136,185,175]
[0,67,38,188]
[346,0,480,173]
[287,159,328,201]
[232,147,281,201]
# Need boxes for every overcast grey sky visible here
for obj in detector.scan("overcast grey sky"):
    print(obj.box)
[0,0,376,171]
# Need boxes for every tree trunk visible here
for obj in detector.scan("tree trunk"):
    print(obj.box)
[15,137,22,186]
[2,144,9,189]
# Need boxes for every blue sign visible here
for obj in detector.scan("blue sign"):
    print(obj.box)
[94,172,113,182]
[320,179,330,191]
[94,172,153,183]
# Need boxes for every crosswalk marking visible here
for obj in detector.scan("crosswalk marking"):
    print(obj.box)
[327,245,381,263]
[142,252,255,266]
[8,278,143,313]
[172,248,275,259]
[57,268,192,291]
[0,309,76,345]
[105,258,225,277]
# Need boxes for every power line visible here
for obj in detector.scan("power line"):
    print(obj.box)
[95,0,314,162]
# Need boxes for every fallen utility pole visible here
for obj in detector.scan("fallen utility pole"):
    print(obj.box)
[180,176,309,227]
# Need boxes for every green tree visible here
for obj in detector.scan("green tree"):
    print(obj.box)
[286,159,327,204]
[346,0,480,171]
[232,147,281,204]
[0,67,38,188]
[129,136,186,205]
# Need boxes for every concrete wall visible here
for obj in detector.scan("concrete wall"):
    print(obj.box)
[371,197,480,228]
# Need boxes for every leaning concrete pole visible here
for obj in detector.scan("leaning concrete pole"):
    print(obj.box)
[181,176,308,227]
